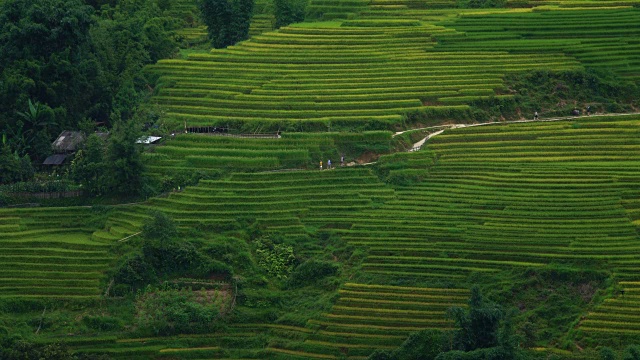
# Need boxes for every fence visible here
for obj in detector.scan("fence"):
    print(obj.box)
[9,190,84,199]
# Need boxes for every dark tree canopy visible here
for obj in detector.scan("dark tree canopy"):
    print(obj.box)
[199,0,254,48]
[449,286,504,351]
[0,0,178,164]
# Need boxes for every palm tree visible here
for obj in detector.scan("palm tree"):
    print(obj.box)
[16,99,56,139]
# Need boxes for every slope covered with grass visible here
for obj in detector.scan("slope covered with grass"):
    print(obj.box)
[3,0,640,358]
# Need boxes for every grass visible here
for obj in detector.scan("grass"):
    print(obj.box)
[5,0,640,358]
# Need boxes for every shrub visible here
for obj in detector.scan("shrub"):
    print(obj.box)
[135,285,224,336]
[142,211,178,242]
[274,0,307,28]
[386,169,429,186]
[287,259,339,288]
[624,345,640,360]
[113,252,157,293]
[82,315,123,331]
[204,237,254,271]
[600,347,616,360]
[254,237,295,280]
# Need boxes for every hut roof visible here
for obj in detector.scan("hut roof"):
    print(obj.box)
[42,154,68,165]
[52,131,85,153]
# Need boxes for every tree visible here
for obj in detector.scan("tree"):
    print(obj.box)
[0,0,179,164]
[11,99,57,160]
[448,287,503,351]
[71,119,146,197]
[0,0,100,133]
[624,345,640,360]
[71,133,106,195]
[199,0,254,48]
[0,144,34,184]
[274,0,307,28]
[142,211,178,243]
[104,119,146,196]
[600,347,617,360]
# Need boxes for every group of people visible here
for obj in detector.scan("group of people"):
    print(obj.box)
[320,156,345,170]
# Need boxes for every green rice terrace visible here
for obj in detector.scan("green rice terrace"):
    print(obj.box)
[2,0,640,359]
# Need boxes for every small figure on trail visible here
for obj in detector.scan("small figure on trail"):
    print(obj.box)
[328,159,332,169]
[572,108,580,116]
[586,105,591,116]
[320,160,323,170]
[341,155,345,167]
[534,111,539,120]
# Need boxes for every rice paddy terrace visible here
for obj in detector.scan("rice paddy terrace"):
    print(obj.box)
[141,131,393,177]
[4,0,640,358]
[148,0,640,130]
[10,113,638,358]
[0,207,112,299]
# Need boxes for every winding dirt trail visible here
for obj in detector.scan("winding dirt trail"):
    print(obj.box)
[398,112,640,152]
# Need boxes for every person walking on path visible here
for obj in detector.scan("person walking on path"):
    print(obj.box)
[320,160,323,170]
[534,111,538,120]
[327,159,332,169]
[341,155,344,167]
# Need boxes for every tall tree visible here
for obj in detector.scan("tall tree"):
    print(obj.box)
[199,0,254,48]
[0,0,100,130]
[0,0,178,164]
[71,133,107,195]
[104,119,145,196]
[448,286,503,351]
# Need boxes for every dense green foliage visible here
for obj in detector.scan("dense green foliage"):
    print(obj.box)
[273,0,307,27]
[0,0,178,163]
[71,120,146,196]
[198,0,254,48]
[0,339,75,360]
[0,144,34,184]
[112,212,235,294]
[3,0,640,358]
[504,69,639,119]
[287,259,339,288]
[449,287,503,351]
[134,284,224,336]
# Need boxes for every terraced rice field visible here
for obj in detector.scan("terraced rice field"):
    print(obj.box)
[148,0,640,130]
[91,115,640,354]
[61,283,467,359]
[339,114,640,343]
[143,131,393,176]
[0,207,113,298]
[55,326,266,359]
[148,20,579,129]
[436,8,640,80]
[16,114,640,356]
[94,167,396,242]
[291,283,469,358]
[7,0,640,356]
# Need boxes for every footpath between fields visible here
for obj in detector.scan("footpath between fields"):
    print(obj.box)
[399,111,640,152]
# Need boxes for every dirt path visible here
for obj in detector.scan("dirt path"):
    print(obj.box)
[405,112,640,151]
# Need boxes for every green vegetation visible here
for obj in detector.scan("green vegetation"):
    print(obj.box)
[71,121,146,197]
[199,0,255,48]
[0,0,180,164]
[2,0,640,358]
